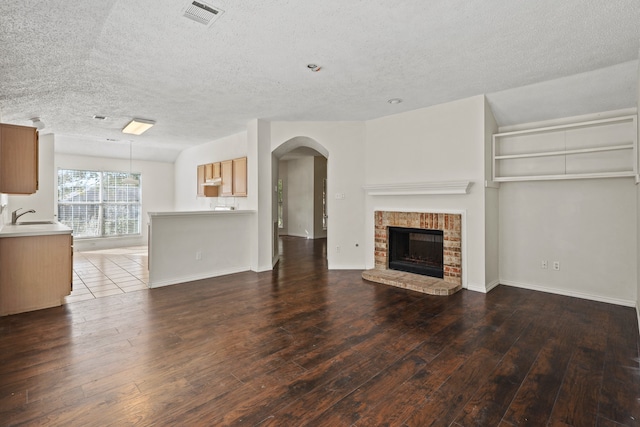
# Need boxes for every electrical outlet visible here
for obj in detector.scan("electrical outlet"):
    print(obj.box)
[196,251,202,261]
[541,260,548,269]
[553,261,560,271]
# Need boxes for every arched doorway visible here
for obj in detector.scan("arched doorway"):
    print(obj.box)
[272,137,329,265]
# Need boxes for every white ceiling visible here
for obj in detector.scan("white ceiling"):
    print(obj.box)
[1,0,638,163]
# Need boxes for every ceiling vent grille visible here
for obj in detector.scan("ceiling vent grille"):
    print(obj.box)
[182,1,224,27]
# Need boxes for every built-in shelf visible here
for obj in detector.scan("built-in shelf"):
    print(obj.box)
[363,181,472,196]
[492,115,638,182]
[494,144,634,160]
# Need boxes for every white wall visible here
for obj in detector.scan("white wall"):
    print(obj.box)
[6,133,56,223]
[278,160,289,235]
[55,153,174,250]
[247,119,273,271]
[286,157,315,238]
[281,156,327,239]
[364,95,489,290]
[173,131,248,211]
[484,97,500,289]
[500,179,637,305]
[148,212,252,287]
[637,55,640,324]
[271,122,367,269]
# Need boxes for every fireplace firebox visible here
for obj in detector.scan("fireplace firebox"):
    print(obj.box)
[388,227,444,278]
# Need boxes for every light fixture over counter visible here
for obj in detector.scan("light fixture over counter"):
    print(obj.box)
[122,118,155,135]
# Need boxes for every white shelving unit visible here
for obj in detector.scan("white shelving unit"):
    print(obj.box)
[492,115,638,182]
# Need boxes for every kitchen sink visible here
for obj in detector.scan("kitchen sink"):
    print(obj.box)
[15,221,57,225]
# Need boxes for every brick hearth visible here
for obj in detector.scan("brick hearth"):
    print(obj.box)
[363,210,462,296]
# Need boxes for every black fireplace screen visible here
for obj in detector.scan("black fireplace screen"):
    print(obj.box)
[388,227,444,278]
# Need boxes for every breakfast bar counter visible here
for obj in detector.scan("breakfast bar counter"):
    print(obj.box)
[147,210,255,288]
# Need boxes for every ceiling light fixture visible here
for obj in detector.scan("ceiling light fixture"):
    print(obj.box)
[93,115,107,120]
[122,141,139,186]
[307,64,322,72]
[182,0,225,27]
[30,117,45,130]
[122,118,155,135]
[387,98,403,105]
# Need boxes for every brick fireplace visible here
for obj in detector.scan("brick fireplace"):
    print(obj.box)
[363,210,462,295]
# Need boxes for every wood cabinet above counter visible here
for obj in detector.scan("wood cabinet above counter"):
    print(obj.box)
[0,123,39,194]
[197,156,247,198]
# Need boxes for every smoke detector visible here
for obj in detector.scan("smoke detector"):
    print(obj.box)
[182,1,225,27]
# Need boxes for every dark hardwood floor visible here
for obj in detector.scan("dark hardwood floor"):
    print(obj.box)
[1,236,639,426]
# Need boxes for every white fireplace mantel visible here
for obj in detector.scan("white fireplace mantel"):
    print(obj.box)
[362,181,472,196]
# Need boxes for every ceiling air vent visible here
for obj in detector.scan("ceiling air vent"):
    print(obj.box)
[182,1,224,27]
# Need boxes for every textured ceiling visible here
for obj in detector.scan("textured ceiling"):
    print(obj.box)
[0,0,638,162]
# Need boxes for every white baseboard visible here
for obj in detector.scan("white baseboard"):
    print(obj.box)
[466,279,500,294]
[501,279,636,307]
[149,266,250,288]
[466,283,488,293]
[486,280,500,292]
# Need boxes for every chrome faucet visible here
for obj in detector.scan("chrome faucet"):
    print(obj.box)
[11,208,36,224]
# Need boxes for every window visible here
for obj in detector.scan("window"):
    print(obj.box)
[58,169,142,238]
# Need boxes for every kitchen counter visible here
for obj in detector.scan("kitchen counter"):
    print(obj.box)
[0,221,72,238]
[147,210,254,288]
[148,209,255,218]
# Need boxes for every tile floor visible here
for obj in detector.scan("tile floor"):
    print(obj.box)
[64,246,149,304]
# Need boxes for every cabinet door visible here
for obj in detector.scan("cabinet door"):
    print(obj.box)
[232,157,247,197]
[197,164,218,197]
[213,162,221,179]
[221,160,233,196]
[204,163,214,181]
[197,164,206,197]
[0,233,72,316]
[0,123,38,194]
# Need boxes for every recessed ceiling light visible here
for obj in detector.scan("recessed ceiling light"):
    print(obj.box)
[122,118,155,135]
[93,115,107,120]
[387,98,403,104]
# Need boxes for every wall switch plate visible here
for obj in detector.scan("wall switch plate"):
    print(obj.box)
[541,260,548,269]
[336,246,341,253]
[335,193,345,199]
[196,251,202,261]
[553,261,560,270]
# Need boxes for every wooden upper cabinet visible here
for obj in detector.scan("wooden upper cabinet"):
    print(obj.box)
[197,164,206,197]
[0,123,39,194]
[204,162,221,181]
[198,157,246,198]
[197,164,218,197]
[220,160,233,196]
[232,157,247,197]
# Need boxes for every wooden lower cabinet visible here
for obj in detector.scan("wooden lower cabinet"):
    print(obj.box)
[0,233,73,316]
